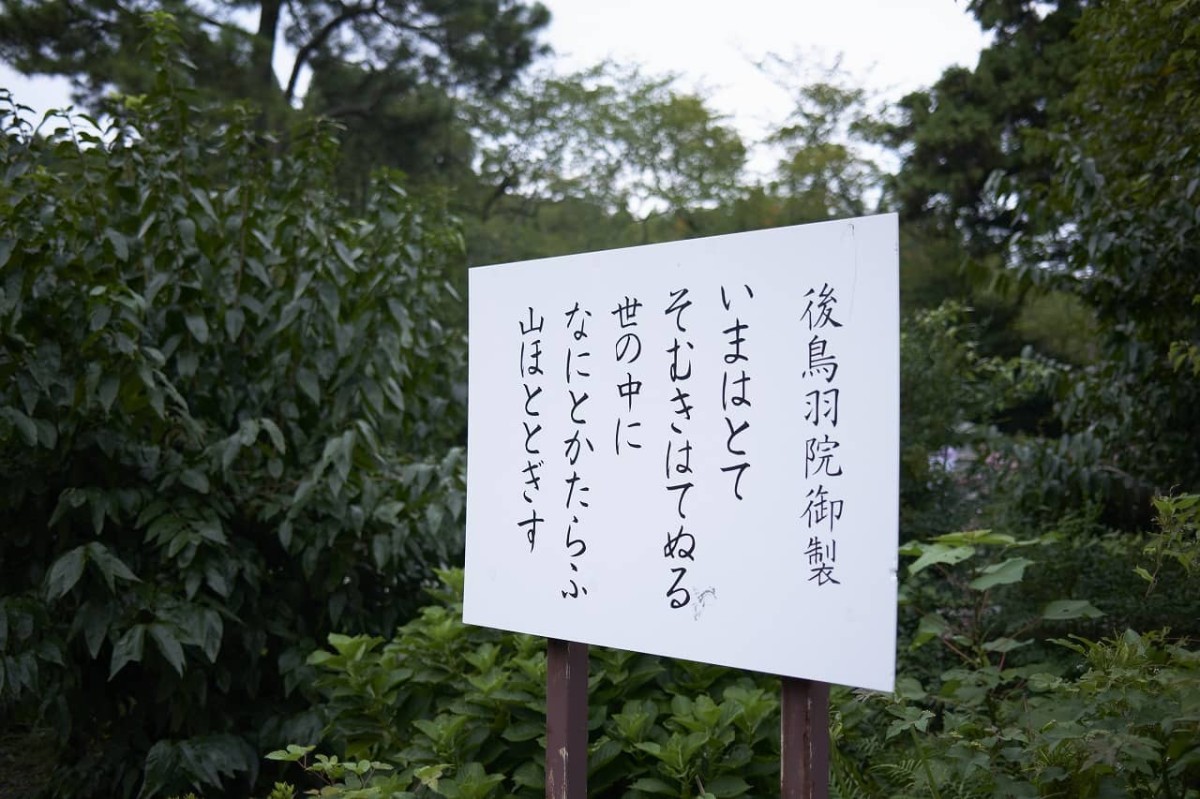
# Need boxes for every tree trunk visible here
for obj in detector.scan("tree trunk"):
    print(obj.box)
[254,0,283,101]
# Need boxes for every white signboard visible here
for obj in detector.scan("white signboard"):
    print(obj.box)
[464,214,899,692]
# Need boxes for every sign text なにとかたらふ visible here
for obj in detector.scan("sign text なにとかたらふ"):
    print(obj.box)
[464,214,899,692]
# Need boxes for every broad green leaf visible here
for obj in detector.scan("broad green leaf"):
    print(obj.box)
[35,639,64,667]
[893,676,927,701]
[634,741,663,758]
[1042,600,1104,621]
[500,720,542,742]
[109,624,145,679]
[316,278,341,319]
[75,601,112,658]
[90,492,106,535]
[137,210,157,239]
[195,515,227,545]
[140,741,178,799]
[333,239,356,270]
[371,534,389,570]
[35,418,57,449]
[513,761,543,789]
[630,777,676,795]
[236,419,261,446]
[907,544,976,574]
[221,439,241,471]
[969,557,1034,590]
[190,187,216,219]
[224,307,245,341]
[706,775,751,797]
[297,369,320,404]
[180,469,210,494]
[45,546,87,600]
[5,408,38,446]
[266,744,315,762]
[292,270,314,300]
[291,477,315,508]
[199,609,223,662]
[886,706,933,739]
[86,543,139,591]
[185,313,209,344]
[260,418,286,453]
[104,228,129,261]
[933,529,1013,546]
[278,519,294,550]
[983,637,1032,653]
[49,487,89,527]
[89,304,112,331]
[148,624,185,676]
[911,613,948,649]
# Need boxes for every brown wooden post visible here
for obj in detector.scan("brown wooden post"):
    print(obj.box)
[781,677,830,799]
[546,638,588,799]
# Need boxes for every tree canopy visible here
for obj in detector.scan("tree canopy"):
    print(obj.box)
[461,61,747,260]
[0,0,549,108]
[883,0,1082,251]
[0,0,550,193]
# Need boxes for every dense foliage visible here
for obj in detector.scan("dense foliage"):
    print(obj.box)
[0,0,550,203]
[249,517,1199,799]
[0,0,549,110]
[883,0,1200,530]
[1014,0,1200,509]
[0,17,467,797]
[882,0,1082,252]
[300,570,781,799]
[2,0,1200,797]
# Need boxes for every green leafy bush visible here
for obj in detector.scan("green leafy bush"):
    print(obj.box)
[301,571,779,799]
[0,14,466,797]
[289,501,1199,799]
[1001,0,1200,519]
[836,627,1200,799]
[898,303,992,539]
[849,501,1200,799]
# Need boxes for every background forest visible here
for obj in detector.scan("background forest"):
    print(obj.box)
[0,0,1197,797]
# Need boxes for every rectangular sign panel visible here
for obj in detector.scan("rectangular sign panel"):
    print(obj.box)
[464,214,899,692]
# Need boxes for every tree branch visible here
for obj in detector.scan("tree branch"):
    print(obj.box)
[480,174,515,222]
[285,0,380,105]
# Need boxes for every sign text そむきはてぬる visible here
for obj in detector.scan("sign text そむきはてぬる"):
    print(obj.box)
[465,214,899,692]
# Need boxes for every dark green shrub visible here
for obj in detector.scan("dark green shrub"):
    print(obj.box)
[289,500,1200,799]
[899,303,991,539]
[0,14,466,797]
[836,627,1200,799]
[867,499,1200,799]
[304,570,780,799]
[294,566,1199,799]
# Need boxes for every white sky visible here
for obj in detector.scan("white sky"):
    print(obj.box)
[540,0,986,140]
[0,0,986,155]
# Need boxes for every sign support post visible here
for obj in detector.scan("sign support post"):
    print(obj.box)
[545,638,589,799]
[781,677,830,799]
